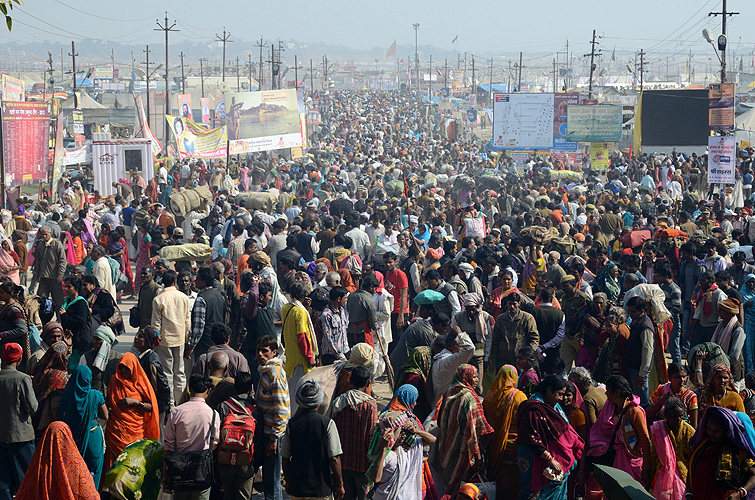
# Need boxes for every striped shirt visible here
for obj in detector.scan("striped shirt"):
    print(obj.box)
[256,358,290,439]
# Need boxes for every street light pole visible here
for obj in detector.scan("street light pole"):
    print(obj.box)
[413,23,420,92]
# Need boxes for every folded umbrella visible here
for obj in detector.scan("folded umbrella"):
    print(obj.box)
[592,465,655,500]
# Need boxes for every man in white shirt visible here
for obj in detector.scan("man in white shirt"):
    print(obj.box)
[431,330,474,406]
[152,270,191,404]
[344,213,370,261]
[90,246,116,298]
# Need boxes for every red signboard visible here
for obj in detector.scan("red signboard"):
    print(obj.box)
[1,101,50,188]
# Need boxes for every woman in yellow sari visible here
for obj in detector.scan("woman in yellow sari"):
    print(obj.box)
[482,364,527,499]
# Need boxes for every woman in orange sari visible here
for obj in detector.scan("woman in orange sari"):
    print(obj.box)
[15,421,99,500]
[482,364,528,500]
[103,353,160,476]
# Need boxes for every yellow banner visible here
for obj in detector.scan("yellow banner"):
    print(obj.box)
[165,115,227,159]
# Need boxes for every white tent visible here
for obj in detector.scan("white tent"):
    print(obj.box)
[61,92,106,109]
[736,107,755,144]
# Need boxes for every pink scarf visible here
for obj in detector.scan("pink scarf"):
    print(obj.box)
[711,315,739,354]
[63,232,78,265]
[650,420,685,500]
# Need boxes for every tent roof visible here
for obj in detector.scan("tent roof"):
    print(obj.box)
[61,92,106,109]
[736,106,755,132]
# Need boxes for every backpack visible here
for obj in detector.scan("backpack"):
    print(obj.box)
[687,342,730,381]
[217,398,256,466]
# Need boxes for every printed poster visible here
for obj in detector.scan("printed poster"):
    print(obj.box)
[1,74,25,102]
[201,97,210,124]
[590,142,617,172]
[553,93,579,150]
[177,94,193,121]
[1,101,50,188]
[492,93,555,150]
[166,115,227,159]
[708,135,736,184]
[709,83,735,132]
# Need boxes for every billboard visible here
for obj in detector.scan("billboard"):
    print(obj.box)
[1,74,25,102]
[566,105,622,142]
[1,101,50,188]
[708,135,736,184]
[465,109,478,127]
[226,89,303,154]
[492,93,554,150]
[640,90,709,147]
[709,83,735,132]
[177,94,193,121]
[553,93,579,150]
[214,93,225,122]
[166,115,227,159]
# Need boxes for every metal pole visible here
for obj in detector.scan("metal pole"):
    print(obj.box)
[721,0,728,83]
[413,23,420,91]
[199,58,204,98]
[310,59,314,91]
[180,52,185,93]
[588,30,597,99]
[236,56,240,91]
[295,55,298,90]
[144,45,151,127]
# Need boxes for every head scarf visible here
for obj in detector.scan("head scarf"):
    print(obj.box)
[222,259,234,278]
[59,365,100,456]
[296,380,324,410]
[386,384,419,413]
[106,353,160,442]
[0,234,17,273]
[457,484,481,500]
[712,299,741,355]
[374,270,385,293]
[463,292,488,346]
[14,421,99,500]
[437,364,493,492]
[250,251,272,269]
[598,262,621,302]
[2,342,22,364]
[700,364,736,412]
[139,326,161,350]
[566,380,585,412]
[337,268,356,292]
[32,341,69,401]
[42,322,63,345]
[345,343,374,370]
[394,346,432,389]
[93,325,116,372]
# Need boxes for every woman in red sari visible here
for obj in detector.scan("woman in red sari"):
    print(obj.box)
[15,421,99,500]
[688,406,755,500]
[116,226,134,296]
[103,353,160,476]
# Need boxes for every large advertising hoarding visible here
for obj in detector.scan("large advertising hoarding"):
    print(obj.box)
[1,101,50,188]
[166,115,227,159]
[553,93,579,150]
[566,105,623,142]
[492,93,555,150]
[1,75,25,102]
[708,135,736,184]
[226,89,303,154]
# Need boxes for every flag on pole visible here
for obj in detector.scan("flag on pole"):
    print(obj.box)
[452,35,458,44]
[385,40,396,58]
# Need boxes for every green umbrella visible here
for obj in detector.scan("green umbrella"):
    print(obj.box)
[592,464,655,500]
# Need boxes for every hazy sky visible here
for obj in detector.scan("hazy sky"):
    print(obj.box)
[7,0,755,64]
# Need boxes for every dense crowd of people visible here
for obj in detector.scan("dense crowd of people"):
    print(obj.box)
[2,90,755,500]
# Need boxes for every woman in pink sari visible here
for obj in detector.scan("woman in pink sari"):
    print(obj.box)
[133,226,152,291]
[649,398,694,500]
[585,375,651,499]
[0,236,20,284]
[62,232,78,266]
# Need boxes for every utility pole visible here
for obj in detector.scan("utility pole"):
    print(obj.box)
[565,39,570,88]
[143,45,152,126]
[65,41,84,108]
[517,52,523,92]
[110,48,115,76]
[444,58,448,89]
[60,47,64,84]
[295,55,299,90]
[179,52,185,93]
[553,58,557,93]
[155,11,178,143]
[236,56,240,91]
[471,55,475,99]
[248,53,253,90]
[508,61,511,92]
[489,57,494,105]
[585,29,600,99]
[199,58,206,98]
[428,55,432,100]
[709,0,739,83]
[277,41,285,89]
[45,52,53,101]
[131,51,135,73]
[639,49,645,91]
[310,59,314,91]
[216,27,231,82]
[255,38,266,90]
[413,23,420,91]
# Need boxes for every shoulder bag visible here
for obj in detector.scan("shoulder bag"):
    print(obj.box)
[164,412,216,491]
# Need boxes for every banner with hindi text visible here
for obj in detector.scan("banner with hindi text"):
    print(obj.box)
[166,115,227,159]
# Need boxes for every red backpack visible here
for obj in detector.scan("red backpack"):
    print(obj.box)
[217,398,256,466]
